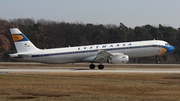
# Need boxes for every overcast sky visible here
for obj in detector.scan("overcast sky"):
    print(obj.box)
[1,0,180,28]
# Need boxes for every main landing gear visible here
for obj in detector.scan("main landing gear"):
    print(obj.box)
[89,63,104,70]
[155,56,160,64]
[89,64,95,69]
[98,64,104,69]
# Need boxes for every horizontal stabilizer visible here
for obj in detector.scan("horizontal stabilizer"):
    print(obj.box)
[9,54,31,58]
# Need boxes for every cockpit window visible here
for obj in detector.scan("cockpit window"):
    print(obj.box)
[165,43,170,46]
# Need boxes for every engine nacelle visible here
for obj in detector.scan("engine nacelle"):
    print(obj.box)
[108,55,129,64]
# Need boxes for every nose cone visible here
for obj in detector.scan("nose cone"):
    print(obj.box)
[165,45,175,54]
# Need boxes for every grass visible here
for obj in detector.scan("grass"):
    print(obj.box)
[0,72,180,101]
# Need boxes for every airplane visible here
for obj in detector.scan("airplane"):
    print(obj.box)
[9,28,175,69]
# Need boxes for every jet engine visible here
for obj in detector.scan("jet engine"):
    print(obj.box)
[107,55,129,64]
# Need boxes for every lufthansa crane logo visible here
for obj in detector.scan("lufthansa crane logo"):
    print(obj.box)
[12,34,28,42]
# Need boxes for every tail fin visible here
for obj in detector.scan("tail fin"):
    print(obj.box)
[10,28,39,53]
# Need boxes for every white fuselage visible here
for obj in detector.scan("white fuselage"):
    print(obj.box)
[16,40,171,64]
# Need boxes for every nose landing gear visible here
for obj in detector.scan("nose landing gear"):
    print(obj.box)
[155,56,160,64]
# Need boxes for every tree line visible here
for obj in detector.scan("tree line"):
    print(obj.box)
[0,18,179,63]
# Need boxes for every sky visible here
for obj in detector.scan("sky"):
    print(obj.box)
[0,0,180,28]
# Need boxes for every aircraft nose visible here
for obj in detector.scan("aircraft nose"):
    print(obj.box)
[171,45,175,52]
[166,45,175,54]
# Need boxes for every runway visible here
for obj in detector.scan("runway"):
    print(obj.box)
[1,68,180,73]
[0,62,180,73]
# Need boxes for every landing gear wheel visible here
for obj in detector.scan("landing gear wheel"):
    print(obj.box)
[98,65,104,70]
[155,56,160,64]
[89,64,95,69]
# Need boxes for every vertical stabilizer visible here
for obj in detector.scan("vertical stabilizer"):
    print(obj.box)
[10,28,39,53]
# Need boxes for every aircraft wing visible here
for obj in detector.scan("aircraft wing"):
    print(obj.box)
[93,50,112,63]
[93,50,124,63]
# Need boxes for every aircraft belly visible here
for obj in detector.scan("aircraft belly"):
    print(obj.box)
[42,57,73,64]
[42,54,89,63]
[126,47,160,57]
